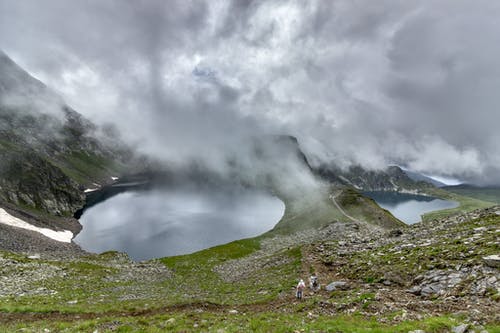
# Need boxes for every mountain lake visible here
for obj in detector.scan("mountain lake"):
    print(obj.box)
[363,191,458,224]
[74,186,285,261]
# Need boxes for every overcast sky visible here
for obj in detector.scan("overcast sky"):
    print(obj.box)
[1,0,500,184]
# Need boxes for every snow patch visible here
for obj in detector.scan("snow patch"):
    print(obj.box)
[111,176,119,181]
[84,188,99,193]
[0,208,73,243]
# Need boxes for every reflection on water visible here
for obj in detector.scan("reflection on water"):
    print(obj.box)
[74,188,285,260]
[363,191,458,224]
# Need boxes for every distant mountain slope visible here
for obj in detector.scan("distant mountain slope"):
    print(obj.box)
[0,51,57,102]
[402,168,446,187]
[0,51,130,216]
[316,164,493,223]
[315,164,434,193]
[443,184,500,204]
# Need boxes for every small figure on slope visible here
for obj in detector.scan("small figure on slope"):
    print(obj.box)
[309,273,320,291]
[296,279,306,299]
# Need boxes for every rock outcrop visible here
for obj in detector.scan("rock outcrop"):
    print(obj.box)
[0,51,130,216]
[483,254,500,268]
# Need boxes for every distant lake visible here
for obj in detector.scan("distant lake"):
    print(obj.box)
[74,187,285,261]
[363,191,458,224]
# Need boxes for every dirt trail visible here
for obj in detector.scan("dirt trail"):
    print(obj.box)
[329,191,359,223]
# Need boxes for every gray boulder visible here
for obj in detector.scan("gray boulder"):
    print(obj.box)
[325,281,350,292]
[452,324,469,333]
[407,286,421,295]
[420,283,443,297]
[483,255,500,268]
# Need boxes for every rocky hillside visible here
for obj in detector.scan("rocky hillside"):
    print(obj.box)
[0,205,497,332]
[309,206,499,321]
[0,52,131,216]
[316,164,435,193]
[404,168,447,187]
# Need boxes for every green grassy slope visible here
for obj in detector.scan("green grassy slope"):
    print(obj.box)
[161,240,302,305]
[443,186,500,204]
[51,150,125,186]
[2,312,492,333]
[269,191,347,235]
[269,186,405,235]
[422,188,495,222]
[337,188,406,229]
[0,243,302,313]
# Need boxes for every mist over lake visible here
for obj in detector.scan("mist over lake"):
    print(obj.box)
[364,191,458,224]
[74,187,285,261]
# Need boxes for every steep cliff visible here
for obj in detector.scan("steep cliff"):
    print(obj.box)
[0,52,129,216]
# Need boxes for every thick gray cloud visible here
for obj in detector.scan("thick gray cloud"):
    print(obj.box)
[1,0,500,184]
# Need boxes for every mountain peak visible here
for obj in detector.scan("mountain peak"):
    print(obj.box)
[0,50,64,117]
[0,50,43,92]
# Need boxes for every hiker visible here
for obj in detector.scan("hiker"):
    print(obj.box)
[296,279,306,299]
[309,274,320,291]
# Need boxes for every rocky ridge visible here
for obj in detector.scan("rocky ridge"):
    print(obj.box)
[304,206,500,324]
[0,51,131,217]
[316,164,435,193]
[214,205,499,327]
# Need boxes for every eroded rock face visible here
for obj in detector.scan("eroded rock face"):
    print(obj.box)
[483,254,500,268]
[317,164,433,193]
[0,52,131,217]
[0,150,84,216]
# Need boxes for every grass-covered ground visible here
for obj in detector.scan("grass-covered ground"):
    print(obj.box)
[421,188,495,222]
[53,150,125,186]
[443,186,500,204]
[269,186,403,235]
[325,214,500,285]
[0,239,302,314]
[335,188,405,229]
[3,311,499,333]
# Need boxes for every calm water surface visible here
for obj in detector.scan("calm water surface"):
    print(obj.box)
[363,191,458,224]
[74,187,285,260]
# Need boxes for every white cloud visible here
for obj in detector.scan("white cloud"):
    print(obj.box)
[2,0,500,184]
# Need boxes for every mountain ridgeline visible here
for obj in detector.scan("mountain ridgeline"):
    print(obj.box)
[0,50,436,232]
[314,164,435,193]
